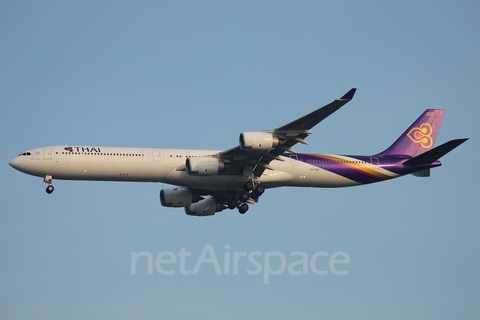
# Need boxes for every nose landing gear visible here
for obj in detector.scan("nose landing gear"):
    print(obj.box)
[46,185,54,194]
[44,175,54,194]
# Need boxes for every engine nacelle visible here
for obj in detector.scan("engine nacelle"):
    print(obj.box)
[239,132,280,151]
[186,156,225,176]
[160,188,199,207]
[185,198,219,216]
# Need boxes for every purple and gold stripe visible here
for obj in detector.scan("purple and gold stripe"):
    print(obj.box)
[298,153,399,185]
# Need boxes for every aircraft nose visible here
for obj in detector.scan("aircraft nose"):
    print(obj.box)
[9,157,21,170]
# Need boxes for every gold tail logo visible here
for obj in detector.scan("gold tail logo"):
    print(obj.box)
[406,123,433,148]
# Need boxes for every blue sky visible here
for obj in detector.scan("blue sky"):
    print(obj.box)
[1,1,479,319]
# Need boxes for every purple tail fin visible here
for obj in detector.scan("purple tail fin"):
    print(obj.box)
[375,109,445,157]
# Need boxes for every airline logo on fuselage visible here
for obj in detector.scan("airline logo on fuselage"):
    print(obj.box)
[64,146,102,153]
[406,123,433,148]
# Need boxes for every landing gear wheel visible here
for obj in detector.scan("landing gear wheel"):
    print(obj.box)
[228,199,238,210]
[240,192,250,202]
[243,180,254,192]
[252,185,265,198]
[46,185,54,194]
[255,185,265,195]
[238,203,249,214]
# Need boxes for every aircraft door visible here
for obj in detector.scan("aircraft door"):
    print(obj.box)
[370,157,379,166]
[289,154,299,166]
[152,150,161,162]
[43,148,52,160]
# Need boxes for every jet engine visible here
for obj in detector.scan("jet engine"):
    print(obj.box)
[184,198,220,216]
[239,132,280,151]
[186,156,225,176]
[160,188,199,207]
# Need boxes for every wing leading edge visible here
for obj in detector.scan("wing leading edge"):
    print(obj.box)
[217,88,357,177]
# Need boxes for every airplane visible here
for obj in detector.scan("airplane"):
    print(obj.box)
[9,88,468,216]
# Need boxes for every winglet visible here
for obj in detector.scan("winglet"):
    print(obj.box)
[340,88,357,100]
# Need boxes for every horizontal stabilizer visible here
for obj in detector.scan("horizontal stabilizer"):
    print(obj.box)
[404,138,468,165]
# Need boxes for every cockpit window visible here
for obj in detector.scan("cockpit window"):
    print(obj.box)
[18,152,31,156]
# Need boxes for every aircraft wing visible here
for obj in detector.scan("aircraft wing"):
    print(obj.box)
[217,88,357,177]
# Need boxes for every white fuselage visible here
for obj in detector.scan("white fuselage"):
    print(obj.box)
[10,146,380,190]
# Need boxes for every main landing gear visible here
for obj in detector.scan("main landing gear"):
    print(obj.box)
[226,198,249,214]
[243,179,264,198]
[227,180,266,215]
[238,203,249,214]
[44,175,54,194]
